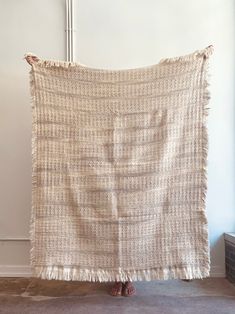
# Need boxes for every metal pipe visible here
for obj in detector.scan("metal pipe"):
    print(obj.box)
[65,0,75,62]
[71,0,74,61]
[66,0,69,61]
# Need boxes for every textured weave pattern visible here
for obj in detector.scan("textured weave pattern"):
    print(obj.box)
[25,45,213,282]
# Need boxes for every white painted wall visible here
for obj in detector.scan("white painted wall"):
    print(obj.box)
[0,0,234,277]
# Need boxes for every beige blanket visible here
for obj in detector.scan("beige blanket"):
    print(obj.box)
[25,45,213,282]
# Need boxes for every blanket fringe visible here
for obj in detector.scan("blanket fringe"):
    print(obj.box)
[159,45,214,64]
[28,65,37,272]
[195,42,213,273]
[23,45,214,69]
[32,265,210,282]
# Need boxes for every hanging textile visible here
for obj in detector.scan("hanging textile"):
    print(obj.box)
[24,45,213,282]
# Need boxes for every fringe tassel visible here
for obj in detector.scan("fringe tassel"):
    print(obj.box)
[198,45,213,275]
[159,45,214,64]
[28,65,37,272]
[23,45,214,69]
[32,265,210,282]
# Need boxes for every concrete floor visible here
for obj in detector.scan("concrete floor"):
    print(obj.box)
[0,277,235,314]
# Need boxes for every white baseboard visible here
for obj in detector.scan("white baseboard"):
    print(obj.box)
[0,265,225,278]
[0,265,32,277]
[210,265,225,278]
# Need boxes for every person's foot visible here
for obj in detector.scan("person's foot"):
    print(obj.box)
[122,281,136,297]
[110,281,123,296]
[182,279,193,282]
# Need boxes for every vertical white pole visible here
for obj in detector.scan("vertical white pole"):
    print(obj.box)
[68,0,71,61]
[66,0,69,61]
[71,0,74,62]
[66,0,75,62]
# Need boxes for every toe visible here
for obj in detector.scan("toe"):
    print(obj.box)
[123,282,136,296]
[110,282,122,296]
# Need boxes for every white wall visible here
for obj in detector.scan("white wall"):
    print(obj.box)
[0,0,234,277]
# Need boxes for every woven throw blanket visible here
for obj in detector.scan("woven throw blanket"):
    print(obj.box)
[24,45,213,282]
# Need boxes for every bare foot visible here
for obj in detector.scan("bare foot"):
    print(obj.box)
[122,281,136,297]
[110,281,123,296]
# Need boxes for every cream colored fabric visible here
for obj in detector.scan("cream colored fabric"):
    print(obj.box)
[24,45,213,282]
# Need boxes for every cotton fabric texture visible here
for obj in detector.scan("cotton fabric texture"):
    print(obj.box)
[24,45,213,282]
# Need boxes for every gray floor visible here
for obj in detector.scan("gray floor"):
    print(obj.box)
[0,277,235,314]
